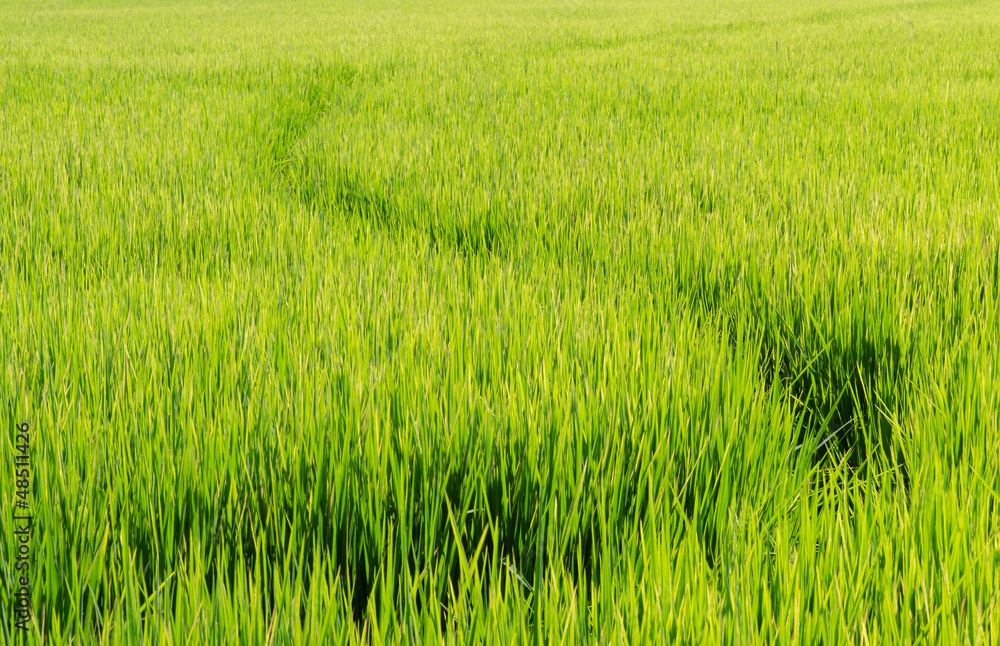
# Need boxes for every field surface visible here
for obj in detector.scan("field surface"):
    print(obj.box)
[2,0,999,643]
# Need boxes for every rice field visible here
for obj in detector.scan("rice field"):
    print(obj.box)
[1,0,999,642]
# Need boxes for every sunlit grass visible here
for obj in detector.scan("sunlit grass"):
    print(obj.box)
[1,0,998,643]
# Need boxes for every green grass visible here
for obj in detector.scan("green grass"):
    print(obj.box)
[1,0,999,642]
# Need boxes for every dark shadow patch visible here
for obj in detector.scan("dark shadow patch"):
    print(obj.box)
[749,301,909,475]
[259,62,361,182]
[689,176,717,215]
[295,164,399,230]
[440,218,506,259]
[681,261,912,479]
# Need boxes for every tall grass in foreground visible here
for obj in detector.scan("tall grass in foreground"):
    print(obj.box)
[1,0,999,642]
